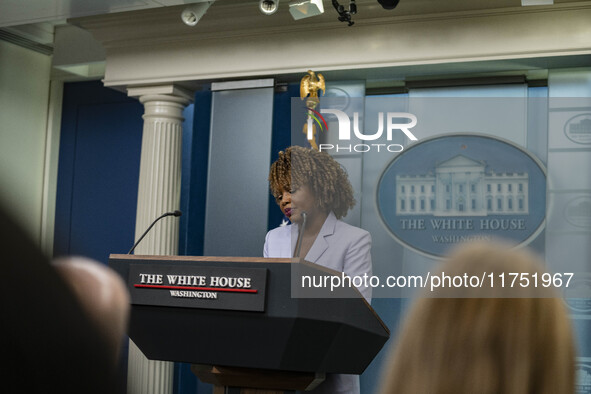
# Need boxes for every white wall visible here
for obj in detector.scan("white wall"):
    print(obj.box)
[0,40,52,246]
[546,67,591,280]
[549,68,591,97]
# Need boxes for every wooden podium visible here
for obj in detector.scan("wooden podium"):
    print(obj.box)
[109,255,390,393]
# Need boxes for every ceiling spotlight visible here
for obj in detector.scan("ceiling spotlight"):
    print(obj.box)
[289,0,325,20]
[378,0,399,10]
[181,1,214,27]
[260,0,280,15]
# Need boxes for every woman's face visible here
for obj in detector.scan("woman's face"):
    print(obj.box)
[277,184,318,224]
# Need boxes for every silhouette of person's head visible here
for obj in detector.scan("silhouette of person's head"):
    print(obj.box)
[379,241,576,394]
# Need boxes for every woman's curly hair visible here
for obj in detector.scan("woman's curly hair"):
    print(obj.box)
[268,146,355,219]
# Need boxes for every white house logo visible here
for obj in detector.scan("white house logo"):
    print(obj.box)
[564,273,591,313]
[377,135,547,257]
[565,113,591,145]
[577,364,591,394]
[565,195,591,229]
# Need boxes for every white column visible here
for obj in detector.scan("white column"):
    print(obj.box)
[126,85,193,394]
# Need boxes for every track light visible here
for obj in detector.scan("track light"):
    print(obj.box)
[260,0,280,15]
[377,0,399,10]
[289,0,325,20]
[181,1,214,26]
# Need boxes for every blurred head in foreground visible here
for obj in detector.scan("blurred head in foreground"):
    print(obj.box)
[379,241,576,394]
[53,256,130,361]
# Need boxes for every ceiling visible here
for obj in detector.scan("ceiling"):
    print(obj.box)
[0,0,212,27]
[0,0,549,47]
[1,0,578,30]
[2,0,589,85]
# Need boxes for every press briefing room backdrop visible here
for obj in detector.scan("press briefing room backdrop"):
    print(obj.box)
[1,1,591,394]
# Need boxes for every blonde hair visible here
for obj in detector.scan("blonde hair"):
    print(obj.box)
[268,146,355,219]
[379,241,576,394]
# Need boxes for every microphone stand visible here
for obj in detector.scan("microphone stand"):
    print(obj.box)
[294,211,307,259]
[128,210,182,254]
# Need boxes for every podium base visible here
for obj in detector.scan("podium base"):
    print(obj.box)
[191,364,325,393]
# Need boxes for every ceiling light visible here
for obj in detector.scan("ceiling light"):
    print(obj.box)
[289,0,325,20]
[260,0,280,15]
[521,0,553,5]
[377,0,399,10]
[181,1,214,26]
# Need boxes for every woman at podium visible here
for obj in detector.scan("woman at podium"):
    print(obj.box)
[263,145,372,394]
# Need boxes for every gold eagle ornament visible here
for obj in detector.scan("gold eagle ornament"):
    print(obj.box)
[300,70,326,150]
[300,70,326,100]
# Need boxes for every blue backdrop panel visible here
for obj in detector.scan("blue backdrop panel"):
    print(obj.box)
[54,80,143,263]
[54,80,144,392]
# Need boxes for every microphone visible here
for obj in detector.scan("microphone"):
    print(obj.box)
[128,210,182,254]
[294,211,308,259]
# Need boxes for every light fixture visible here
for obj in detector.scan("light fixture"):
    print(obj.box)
[521,0,553,5]
[260,0,280,15]
[377,0,399,10]
[289,0,324,20]
[181,1,214,27]
[332,0,356,26]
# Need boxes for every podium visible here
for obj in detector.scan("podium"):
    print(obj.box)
[109,254,390,393]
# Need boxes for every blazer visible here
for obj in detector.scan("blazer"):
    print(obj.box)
[263,212,373,394]
[264,211,373,301]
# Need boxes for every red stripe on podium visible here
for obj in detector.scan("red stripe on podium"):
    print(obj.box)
[134,284,258,293]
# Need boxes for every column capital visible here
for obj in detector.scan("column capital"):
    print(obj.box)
[127,83,194,104]
[129,84,193,122]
